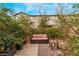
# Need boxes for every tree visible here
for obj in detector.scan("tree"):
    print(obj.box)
[38,5,49,33]
[56,4,71,38]
[56,4,79,56]
[0,5,25,52]
[15,14,33,38]
[0,5,16,52]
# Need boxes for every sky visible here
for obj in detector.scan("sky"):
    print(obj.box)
[1,3,77,15]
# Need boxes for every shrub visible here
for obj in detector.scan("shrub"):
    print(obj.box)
[47,28,64,39]
[0,6,29,52]
[31,28,47,34]
[68,36,79,56]
[0,31,16,53]
[31,28,41,34]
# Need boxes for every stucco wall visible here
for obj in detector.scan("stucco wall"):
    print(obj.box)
[14,13,60,28]
[30,16,59,28]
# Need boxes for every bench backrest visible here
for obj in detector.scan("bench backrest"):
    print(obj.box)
[32,34,48,38]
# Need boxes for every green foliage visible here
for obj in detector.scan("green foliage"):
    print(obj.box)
[0,5,25,53]
[68,36,79,56]
[56,4,79,56]
[31,28,43,34]
[47,28,64,38]
[18,15,32,36]
[0,31,16,52]
[73,4,79,8]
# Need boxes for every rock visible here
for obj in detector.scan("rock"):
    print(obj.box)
[58,40,67,49]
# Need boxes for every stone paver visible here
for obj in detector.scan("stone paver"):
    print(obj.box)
[37,44,64,56]
[14,44,39,56]
[14,43,64,56]
[38,44,49,56]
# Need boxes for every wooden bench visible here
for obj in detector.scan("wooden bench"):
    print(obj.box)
[31,34,48,43]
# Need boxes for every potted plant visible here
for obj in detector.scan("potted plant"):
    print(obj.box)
[15,38,23,50]
[10,23,25,50]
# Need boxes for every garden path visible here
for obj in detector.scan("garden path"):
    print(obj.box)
[14,43,64,56]
[14,44,39,56]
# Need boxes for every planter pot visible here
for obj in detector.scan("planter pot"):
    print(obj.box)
[16,44,23,50]
[11,43,16,49]
[0,48,5,53]
[0,48,17,56]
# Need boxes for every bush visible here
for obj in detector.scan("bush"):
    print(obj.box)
[0,26,24,52]
[68,36,79,56]
[31,28,47,34]
[0,6,25,53]
[47,28,64,39]
[31,28,41,34]
[0,31,16,53]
